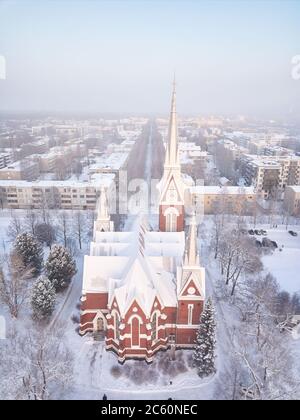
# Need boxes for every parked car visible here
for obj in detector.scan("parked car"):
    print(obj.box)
[254,230,261,235]
[248,229,255,235]
[271,241,278,248]
[255,240,262,248]
[262,238,273,247]
[288,231,298,237]
[260,230,267,236]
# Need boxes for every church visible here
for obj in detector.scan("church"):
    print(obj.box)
[79,83,206,363]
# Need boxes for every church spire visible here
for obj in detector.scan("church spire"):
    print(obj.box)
[165,76,180,169]
[184,214,200,266]
[94,186,114,235]
[97,185,109,220]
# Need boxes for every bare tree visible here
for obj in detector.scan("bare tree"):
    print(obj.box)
[7,212,23,241]
[73,211,86,250]
[0,324,73,400]
[56,212,70,248]
[38,191,52,225]
[233,273,279,325]
[218,231,263,296]
[0,251,33,318]
[234,321,299,400]
[210,201,226,260]
[35,223,56,248]
[24,209,38,235]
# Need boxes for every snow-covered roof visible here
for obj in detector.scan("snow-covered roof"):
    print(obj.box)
[0,173,115,189]
[82,255,128,293]
[287,186,300,194]
[82,218,185,314]
[190,185,256,195]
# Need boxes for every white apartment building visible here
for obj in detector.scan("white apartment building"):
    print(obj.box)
[0,174,115,210]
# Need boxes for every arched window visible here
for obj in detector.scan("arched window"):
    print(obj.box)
[151,312,158,341]
[165,207,179,232]
[131,317,140,347]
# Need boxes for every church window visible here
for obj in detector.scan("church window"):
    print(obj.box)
[151,312,158,341]
[188,304,194,325]
[131,317,140,347]
[114,312,120,341]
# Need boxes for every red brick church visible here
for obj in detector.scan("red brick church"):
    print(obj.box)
[79,83,206,363]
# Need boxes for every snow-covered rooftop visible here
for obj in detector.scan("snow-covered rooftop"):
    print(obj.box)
[190,185,256,195]
[0,173,115,189]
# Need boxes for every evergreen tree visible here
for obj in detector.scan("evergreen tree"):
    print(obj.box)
[31,276,56,320]
[14,232,43,276]
[45,245,77,292]
[193,298,217,378]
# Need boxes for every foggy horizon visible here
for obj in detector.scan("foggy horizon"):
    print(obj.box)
[0,0,300,118]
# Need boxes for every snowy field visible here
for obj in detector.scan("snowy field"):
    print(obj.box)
[254,227,300,294]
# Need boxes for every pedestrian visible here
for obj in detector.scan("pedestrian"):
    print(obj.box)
[103,394,108,400]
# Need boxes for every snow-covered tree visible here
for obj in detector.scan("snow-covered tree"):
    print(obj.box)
[0,324,73,400]
[31,276,56,320]
[45,245,77,292]
[14,232,43,276]
[193,298,217,378]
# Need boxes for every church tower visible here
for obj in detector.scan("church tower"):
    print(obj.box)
[159,79,186,232]
[176,214,205,345]
[94,186,114,238]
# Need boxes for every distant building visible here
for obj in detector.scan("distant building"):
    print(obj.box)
[0,159,40,181]
[0,152,12,169]
[188,185,256,215]
[284,186,300,216]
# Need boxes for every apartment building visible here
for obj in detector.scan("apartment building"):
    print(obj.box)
[0,174,115,210]
[0,159,40,181]
[188,185,256,215]
[242,155,300,198]
[284,186,300,216]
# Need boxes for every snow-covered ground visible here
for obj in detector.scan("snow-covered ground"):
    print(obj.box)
[259,228,300,294]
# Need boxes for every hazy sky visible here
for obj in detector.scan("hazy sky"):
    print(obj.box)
[0,0,299,116]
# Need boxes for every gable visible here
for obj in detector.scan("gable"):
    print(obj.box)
[124,299,148,322]
[161,173,184,204]
[180,276,203,299]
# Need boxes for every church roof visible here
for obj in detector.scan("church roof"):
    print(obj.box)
[82,218,182,314]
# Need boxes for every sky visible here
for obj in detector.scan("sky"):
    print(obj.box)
[0,0,299,117]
